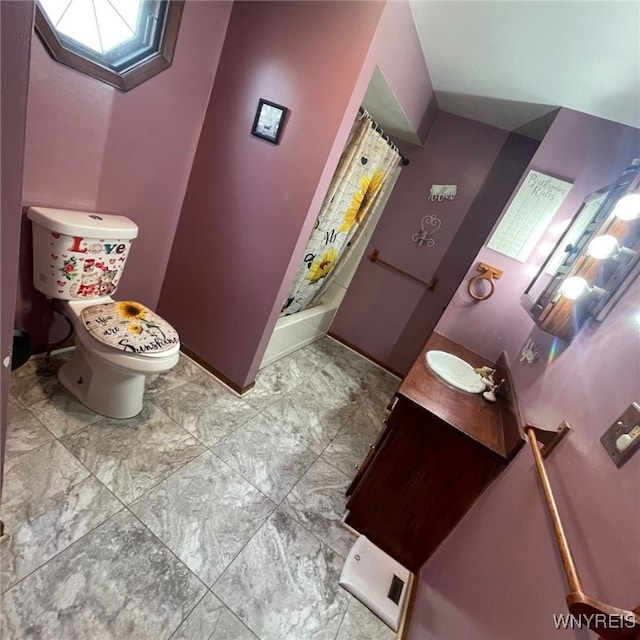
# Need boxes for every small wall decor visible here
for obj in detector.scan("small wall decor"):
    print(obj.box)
[413,214,442,247]
[429,185,457,201]
[251,98,288,144]
[520,338,539,364]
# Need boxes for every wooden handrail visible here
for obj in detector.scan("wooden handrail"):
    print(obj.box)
[526,424,640,640]
[368,249,438,290]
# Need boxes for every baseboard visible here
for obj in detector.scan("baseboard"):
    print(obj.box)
[179,344,254,395]
[328,332,403,379]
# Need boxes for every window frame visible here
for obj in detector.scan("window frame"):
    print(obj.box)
[34,0,184,91]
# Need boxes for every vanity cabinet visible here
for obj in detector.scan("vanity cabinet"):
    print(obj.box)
[345,332,524,572]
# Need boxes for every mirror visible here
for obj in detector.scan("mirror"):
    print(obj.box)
[522,160,640,341]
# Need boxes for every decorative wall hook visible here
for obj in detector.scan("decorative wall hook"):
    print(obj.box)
[428,184,457,201]
[412,215,442,247]
[520,338,539,364]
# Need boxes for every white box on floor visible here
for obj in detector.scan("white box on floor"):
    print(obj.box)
[339,535,410,631]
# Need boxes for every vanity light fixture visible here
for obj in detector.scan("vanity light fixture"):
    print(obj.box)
[559,276,590,300]
[613,193,640,221]
[559,276,605,301]
[587,235,622,259]
[587,235,637,261]
[524,160,640,341]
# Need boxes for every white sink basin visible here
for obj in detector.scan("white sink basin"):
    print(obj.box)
[425,350,486,393]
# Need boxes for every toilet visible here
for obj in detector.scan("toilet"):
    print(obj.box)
[28,206,180,419]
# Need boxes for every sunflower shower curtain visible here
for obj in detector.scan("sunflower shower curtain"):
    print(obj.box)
[281,114,401,316]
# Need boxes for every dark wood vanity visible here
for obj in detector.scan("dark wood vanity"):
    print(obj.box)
[345,332,525,572]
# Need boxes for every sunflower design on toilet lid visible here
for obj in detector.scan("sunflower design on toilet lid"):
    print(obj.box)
[82,301,179,355]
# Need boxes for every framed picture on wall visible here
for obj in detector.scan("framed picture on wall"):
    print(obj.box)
[251,98,288,144]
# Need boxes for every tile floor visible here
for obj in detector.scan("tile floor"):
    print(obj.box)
[0,337,400,640]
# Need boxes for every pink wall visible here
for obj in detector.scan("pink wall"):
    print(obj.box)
[409,110,640,638]
[437,108,640,361]
[0,0,34,496]
[331,112,514,374]
[15,0,232,348]
[158,1,386,389]
[254,0,438,381]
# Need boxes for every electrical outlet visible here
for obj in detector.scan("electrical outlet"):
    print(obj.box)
[600,403,640,467]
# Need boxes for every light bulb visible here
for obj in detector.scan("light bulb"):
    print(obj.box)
[613,193,640,221]
[560,276,590,300]
[587,235,621,259]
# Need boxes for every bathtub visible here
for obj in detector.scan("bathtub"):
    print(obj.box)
[259,285,345,369]
[259,165,401,371]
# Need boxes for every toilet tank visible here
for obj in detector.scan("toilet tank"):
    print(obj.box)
[28,207,139,301]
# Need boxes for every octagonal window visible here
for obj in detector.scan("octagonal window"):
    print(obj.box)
[35,0,184,91]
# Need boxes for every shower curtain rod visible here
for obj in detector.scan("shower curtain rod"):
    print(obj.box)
[358,107,410,166]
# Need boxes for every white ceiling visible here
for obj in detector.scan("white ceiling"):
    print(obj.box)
[373,1,640,141]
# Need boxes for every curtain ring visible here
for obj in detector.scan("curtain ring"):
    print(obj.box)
[467,272,496,301]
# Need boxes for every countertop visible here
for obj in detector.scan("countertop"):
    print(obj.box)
[397,332,524,460]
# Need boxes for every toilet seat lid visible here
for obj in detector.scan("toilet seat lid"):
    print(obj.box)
[81,301,179,356]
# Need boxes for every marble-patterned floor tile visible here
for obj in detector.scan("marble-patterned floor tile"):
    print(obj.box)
[306,337,384,384]
[213,509,349,640]
[368,371,400,412]
[376,369,401,397]
[29,387,102,438]
[9,353,70,407]
[154,380,256,447]
[322,399,384,477]
[212,413,316,503]
[4,396,54,460]
[260,392,326,454]
[281,458,355,558]
[61,402,205,503]
[303,337,352,368]
[277,347,319,377]
[0,441,121,591]
[145,353,210,399]
[170,592,258,640]
[0,510,206,640]
[244,352,316,410]
[130,451,275,586]
[261,375,358,455]
[335,597,395,640]
[319,355,384,398]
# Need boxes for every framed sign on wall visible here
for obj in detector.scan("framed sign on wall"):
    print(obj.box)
[251,98,288,145]
[487,170,573,262]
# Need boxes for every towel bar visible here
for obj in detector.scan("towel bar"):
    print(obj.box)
[526,424,640,639]
[368,249,437,290]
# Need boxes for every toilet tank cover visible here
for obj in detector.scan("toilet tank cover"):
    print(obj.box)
[81,301,179,355]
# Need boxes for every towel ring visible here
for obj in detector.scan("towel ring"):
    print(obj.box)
[467,272,496,301]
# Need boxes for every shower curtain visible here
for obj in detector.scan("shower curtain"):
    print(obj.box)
[281,114,401,316]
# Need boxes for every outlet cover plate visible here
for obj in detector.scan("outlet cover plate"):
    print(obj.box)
[600,403,640,467]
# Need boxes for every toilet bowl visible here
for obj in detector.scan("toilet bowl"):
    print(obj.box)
[58,298,180,419]
[27,206,180,419]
